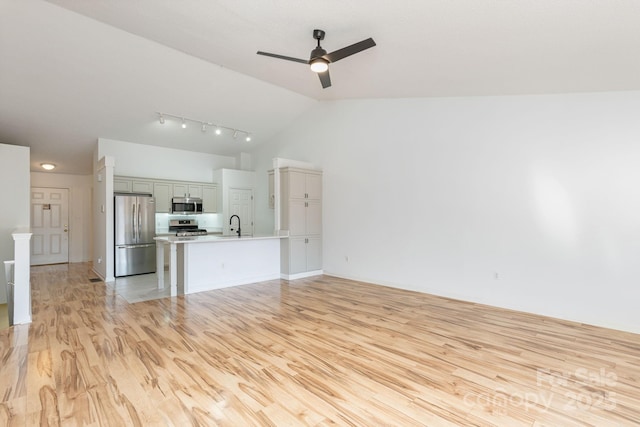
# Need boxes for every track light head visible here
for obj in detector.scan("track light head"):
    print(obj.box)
[245,134,252,142]
[159,114,165,124]
[181,118,187,129]
[201,123,207,132]
[215,127,222,135]
[233,130,238,139]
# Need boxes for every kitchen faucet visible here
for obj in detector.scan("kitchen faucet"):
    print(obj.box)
[229,215,241,237]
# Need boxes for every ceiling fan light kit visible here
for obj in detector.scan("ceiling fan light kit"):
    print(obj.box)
[310,57,329,73]
[257,29,376,88]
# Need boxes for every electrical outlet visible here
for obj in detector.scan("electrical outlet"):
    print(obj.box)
[97,257,102,264]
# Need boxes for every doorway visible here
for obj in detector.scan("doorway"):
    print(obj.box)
[228,188,254,235]
[31,187,69,265]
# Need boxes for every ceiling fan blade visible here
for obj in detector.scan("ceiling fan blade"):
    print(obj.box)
[325,38,376,63]
[256,51,308,64]
[318,69,331,89]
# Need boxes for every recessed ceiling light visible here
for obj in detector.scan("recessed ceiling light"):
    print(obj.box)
[41,163,56,171]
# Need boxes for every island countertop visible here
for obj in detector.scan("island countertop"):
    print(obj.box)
[154,234,285,244]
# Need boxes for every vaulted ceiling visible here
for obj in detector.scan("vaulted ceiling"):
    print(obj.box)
[2,0,640,174]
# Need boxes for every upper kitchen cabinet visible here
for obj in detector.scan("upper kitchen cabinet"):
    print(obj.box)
[153,182,172,213]
[114,176,218,213]
[173,184,203,198]
[287,168,322,200]
[114,177,154,194]
[201,185,218,213]
[113,178,132,193]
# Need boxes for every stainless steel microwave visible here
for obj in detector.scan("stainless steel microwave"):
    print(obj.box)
[171,197,203,214]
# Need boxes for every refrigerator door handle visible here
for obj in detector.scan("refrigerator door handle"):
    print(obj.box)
[138,203,142,242]
[132,203,137,241]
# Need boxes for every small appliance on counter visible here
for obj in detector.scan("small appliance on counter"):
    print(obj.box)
[169,219,208,236]
[114,193,156,277]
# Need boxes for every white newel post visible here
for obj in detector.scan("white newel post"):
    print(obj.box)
[12,228,32,324]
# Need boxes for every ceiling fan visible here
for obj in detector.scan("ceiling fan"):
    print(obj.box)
[257,29,376,89]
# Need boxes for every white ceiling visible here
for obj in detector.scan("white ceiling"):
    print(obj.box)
[2,0,640,174]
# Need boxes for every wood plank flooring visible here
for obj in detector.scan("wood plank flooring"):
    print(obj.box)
[1,263,639,426]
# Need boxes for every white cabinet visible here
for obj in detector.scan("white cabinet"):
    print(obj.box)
[287,169,322,200]
[173,184,202,198]
[153,182,172,213]
[132,180,153,194]
[201,185,218,213]
[114,177,154,194]
[114,178,132,193]
[283,236,322,275]
[115,176,218,214]
[280,168,322,277]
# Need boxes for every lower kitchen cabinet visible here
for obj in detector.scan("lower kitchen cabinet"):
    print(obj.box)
[281,236,322,276]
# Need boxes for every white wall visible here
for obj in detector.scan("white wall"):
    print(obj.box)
[97,138,236,182]
[0,144,30,303]
[92,156,115,281]
[253,91,640,334]
[31,172,93,263]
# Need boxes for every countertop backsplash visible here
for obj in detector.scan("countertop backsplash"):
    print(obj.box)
[155,213,222,234]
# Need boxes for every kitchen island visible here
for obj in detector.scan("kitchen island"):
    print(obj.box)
[154,234,284,296]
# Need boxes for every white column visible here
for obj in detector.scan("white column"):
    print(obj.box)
[169,242,177,296]
[156,240,165,288]
[12,228,32,325]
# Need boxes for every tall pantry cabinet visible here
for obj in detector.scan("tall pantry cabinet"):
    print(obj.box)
[279,167,323,278]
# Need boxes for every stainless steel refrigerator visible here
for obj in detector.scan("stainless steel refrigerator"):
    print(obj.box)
[114,193,156,277]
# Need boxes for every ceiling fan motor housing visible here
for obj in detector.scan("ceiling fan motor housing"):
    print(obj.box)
[313,29,326,41]
[310,47,327,61]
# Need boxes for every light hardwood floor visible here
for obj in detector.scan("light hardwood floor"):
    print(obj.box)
[0,263,638,426]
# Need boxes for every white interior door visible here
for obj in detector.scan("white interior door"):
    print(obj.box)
[228,188,253,235]
[31,187,69,265]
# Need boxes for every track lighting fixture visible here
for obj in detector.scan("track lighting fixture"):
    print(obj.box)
[156,112,252,141]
